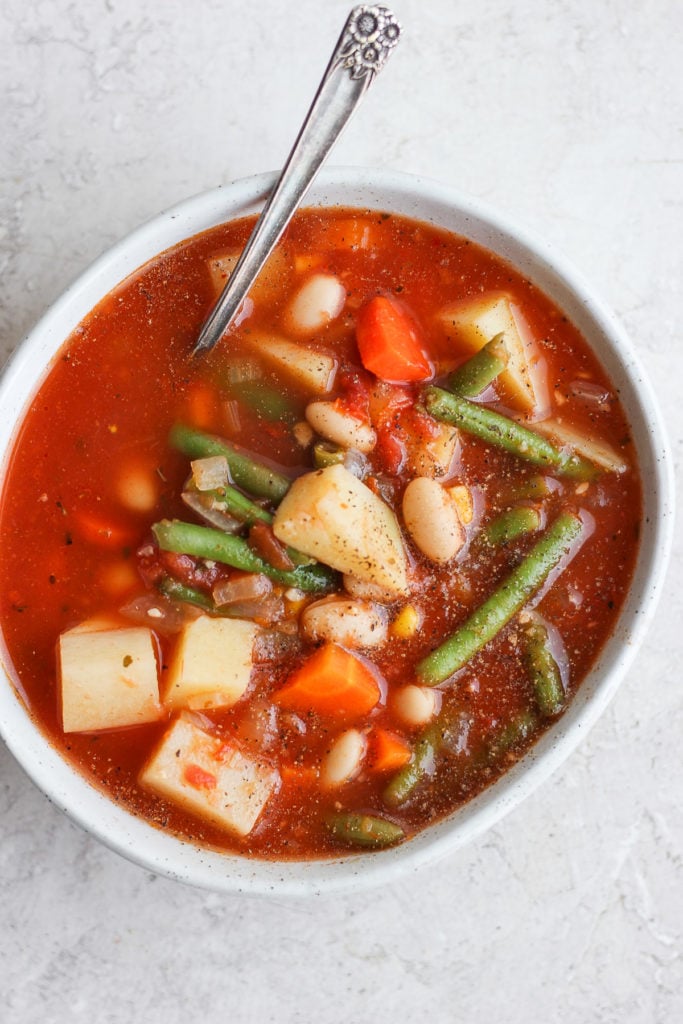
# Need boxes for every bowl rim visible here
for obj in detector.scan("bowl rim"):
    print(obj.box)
[0,167,675,896]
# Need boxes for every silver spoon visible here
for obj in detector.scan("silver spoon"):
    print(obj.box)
[193,4,401,356]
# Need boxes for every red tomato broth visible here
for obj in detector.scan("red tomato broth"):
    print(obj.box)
[0,208,641,859]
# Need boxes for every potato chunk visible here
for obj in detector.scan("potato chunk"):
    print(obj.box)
[59,626,161,733]
[439,292,548,415]
[140,716,279,837]
[273,464,410,596]
[163,615,258,711]
[245,333,337,394]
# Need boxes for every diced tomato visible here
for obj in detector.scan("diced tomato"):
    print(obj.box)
[183,764,218,790]
[376,425,407,475]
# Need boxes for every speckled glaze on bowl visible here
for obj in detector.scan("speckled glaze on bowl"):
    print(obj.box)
[0,169,674,896]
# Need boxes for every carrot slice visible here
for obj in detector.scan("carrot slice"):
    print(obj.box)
[274,643,381,719]
[367,728,412,772]
[356,295,432,383]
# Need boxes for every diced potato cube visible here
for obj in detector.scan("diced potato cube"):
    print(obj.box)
[59,626,161,733]
[207,246,291,307]
[439,292,549,415]
[273,464,410,596]
[245,333,337,394]
[140,716,279,837]
[163,615,258,711]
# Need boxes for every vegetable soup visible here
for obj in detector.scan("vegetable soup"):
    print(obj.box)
[0,208,641,858]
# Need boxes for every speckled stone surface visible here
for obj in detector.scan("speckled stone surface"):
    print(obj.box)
[1,1,681,1021]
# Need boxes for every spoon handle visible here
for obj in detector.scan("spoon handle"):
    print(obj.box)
[193,5,401,355]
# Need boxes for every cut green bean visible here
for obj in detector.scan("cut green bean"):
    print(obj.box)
[447,333,509,398]
[417,512,584,685]
[501,474,554,503]
[200,485,273,526]
[152,519,337,593]
[230,380,298,423]
[312,441,346,470]
[169,423,291,502]
[484,709,538,764]
[483,506,541,546]
[157,576,247,617]
[325,812,405,848]
[523,620,566,717]
[383,723,440,807]
[423,387,598,481]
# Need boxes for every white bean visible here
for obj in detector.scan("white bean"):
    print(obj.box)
[287,273,346,334]
[402,477,465,563]
[301,598,388,649]
[306,401,376,452]
[343,574,399,604]
[392,684,441,727]
[116,462,158,513]
[320,729,366,788]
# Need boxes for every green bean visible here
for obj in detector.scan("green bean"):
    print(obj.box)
[423,387,598,481]
[232,380,298,423]
[447,333,509,398]
[169,423,291,502]
[157,577,248,617]
[523,620,566,717]
[199,485,273,525]
[383,723,440,807]
[501,474,554,503]
[325,812,405,848]
[484,709,538,764]
[417,512,584,686]
[312,441,346,470]
[152,519,337,593]
[483,506,541,546]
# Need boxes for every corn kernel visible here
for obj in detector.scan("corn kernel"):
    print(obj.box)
[390,604,421,639]
[447,484,474,525]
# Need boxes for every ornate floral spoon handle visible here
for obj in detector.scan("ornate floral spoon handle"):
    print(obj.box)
[193,5,401,355]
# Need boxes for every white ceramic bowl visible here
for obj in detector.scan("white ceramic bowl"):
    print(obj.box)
[0,169,674,896]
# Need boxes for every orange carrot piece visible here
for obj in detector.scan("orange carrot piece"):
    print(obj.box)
[356,295,432,383]
[280,763,319,788]
[184,381,219,430]
[72,509,138,548]
[368,728,412,772]
[274,643,381,719]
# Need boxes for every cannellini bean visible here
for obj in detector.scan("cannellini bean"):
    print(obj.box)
[116,463,159,513]
[287,273,346,334]
[402,477,465,563]
[301,598,388,648]
[343,574,398,604]
[306,401,376,453]
[292,421,315,448]
[320,729,366,788]
[392,684,441,727]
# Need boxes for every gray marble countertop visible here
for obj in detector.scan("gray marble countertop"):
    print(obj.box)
[1,1,681,1021]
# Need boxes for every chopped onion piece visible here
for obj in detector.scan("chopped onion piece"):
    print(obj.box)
[223,400,241,436]
[191,455,229,492]
[569,380,612,406]
[119,593,198,635]
[212,573,273,607]
[181,491,242,533]
[343,447,369,479]
[223,594,285,625]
